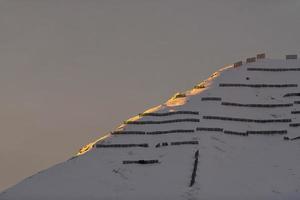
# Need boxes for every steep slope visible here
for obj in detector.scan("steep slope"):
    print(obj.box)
[1,55,300,200]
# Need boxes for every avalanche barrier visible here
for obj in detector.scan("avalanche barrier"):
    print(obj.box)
[171,141,199,146]
[201,97,222,101]
[139,111,199,116]
[196,127,223,132]
[96,143,149,148]
[248,68,300,72]
[203,116,291,123]
[291,111,300,114]
[289,123,300,127]
[189,150,199,187]
[246,130,287,135]
[223,130,248,136]
[111,131,146,135]
[123,160,159,164]
[125,118,200,125]
[283,93,300,97]
[147,129,194,135]
[221,102,293,108]
[219,83,298,88]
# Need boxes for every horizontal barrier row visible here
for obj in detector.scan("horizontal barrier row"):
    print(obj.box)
[189,150,199,187]
[203,116,291,123]
[291,111,300,114]
[111,131,146,135]
[294,101,300,104]
[123,160,159,164]
[284,136,300,141]
[224,130,248,136]
[283,93,300,97]
[246,130,287,135]
[171,141,199,146]
[147,129,194,135]
[219,83,298,88]
[248,68,300,72]
[96,143,149,148]
[201,97,222,101]
[196,127,223,132]
[139,111,199,116]
[291,136,300,141]
[289,123,300,127]
[286,54,298,60]
[125,118,200,125]
[221,102,293,108]
[155,142,169,148]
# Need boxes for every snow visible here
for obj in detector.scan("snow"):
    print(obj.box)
[1,57,300,200]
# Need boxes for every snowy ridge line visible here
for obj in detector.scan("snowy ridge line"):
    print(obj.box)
[146,129,194,135]
[203,116,292,123]
[170,141,199,146]
[219,83,298,88]
[123,160,159,164]
[221,102,293,108]
[125,118,200,124]
[189,150,199,187]
[111,131,146,135]
[294,101,300,104]
[289,123,300,127]
[247,67,300,72]
[95,143,149,148]
[291,111,300,114]
[201,97,222,101]
[139,111,199,116]
[246,130,287,135]
[283,93,300,97]
[223,130,248,136]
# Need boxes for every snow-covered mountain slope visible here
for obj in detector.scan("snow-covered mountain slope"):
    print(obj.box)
[1,55,300,200]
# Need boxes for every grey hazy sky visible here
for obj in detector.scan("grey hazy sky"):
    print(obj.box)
[0,0,299,191]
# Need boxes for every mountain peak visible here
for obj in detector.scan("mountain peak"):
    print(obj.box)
[2,54,300,200]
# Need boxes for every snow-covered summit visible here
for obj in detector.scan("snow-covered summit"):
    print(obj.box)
[1,54,300,200]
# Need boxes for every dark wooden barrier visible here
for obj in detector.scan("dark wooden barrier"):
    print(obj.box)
[283,93,300,97]
[291,111,300,114]
[125,118,200,125]
[257,53,266,59]
[219,83,297,88]
[140,111,199,116]
[147,129,194,135]
[221,102,293,108]
[203,116,291,123]
[223,130,248,136]
[233,61,243,68]
[111,131,146,135]
[189,150,199,187]
[291,136,300,141]
[171,141,199,146]
[201,97,222,101]
[196,127,223,132]
[247,130,287,135]
[96,143,149,148]
[289,123,300,127]
[286,54,298,60]
[123,160,159,164]
[248,68,300,72]
[294,101,300,104]
[246,57,256,63]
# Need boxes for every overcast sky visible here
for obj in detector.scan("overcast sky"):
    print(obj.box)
[1,0,299,191]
